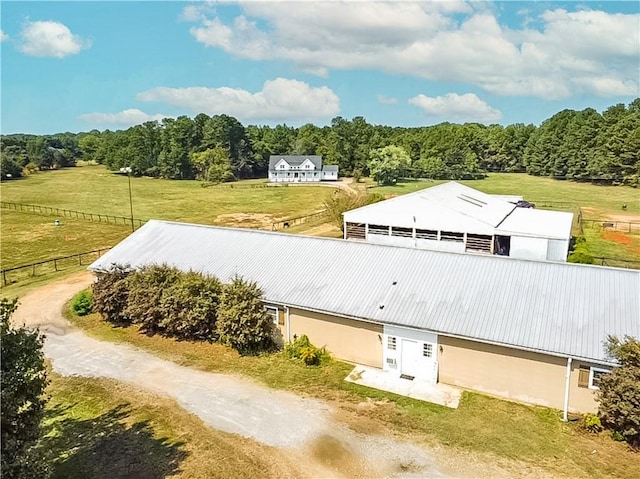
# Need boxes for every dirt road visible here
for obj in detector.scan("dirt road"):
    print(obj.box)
[12,273,448,478]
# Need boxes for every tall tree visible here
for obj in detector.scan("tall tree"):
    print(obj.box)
[1,298,49,479]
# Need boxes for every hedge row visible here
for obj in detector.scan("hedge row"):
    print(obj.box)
[92,264,276,354]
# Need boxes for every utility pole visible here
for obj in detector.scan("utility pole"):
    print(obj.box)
[120,167,134,232]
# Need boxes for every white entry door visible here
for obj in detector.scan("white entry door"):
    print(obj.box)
[400,339,421,377]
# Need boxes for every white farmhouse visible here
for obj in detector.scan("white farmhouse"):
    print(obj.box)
[343,181,574,262]
[268,155,339,182]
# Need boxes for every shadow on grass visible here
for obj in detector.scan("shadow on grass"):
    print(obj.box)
[40,403,188,479]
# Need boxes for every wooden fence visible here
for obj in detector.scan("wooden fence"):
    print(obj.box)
[592,257,640,269]
[580,218,640,233]
[272,210,328,231]
[1,201,146,228]
[1,248,111,286]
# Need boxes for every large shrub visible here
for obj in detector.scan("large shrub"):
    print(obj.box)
[159,271,222,341]
[92,265,131,324]
[1,298,49,479]
[125,264,181,334]
[217,276,275,354]
[597,335,640,447]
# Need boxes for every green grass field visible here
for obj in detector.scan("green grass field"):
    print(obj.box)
[0,166,334,285]
[66,306,640,479]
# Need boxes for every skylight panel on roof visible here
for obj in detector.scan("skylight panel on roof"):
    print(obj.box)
[458,194,487,207]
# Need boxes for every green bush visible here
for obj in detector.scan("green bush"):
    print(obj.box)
[92,265,131,325]
[159,272,222,341]
[285,334,329,366]
[217,276,275,355]
[568,241,593,264]
[71,290,93,316]
[597,335,640,447]
[583,413,603,433]
[125,265,181,334]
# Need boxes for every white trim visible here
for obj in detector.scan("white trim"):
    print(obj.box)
[264,304,279,325]
[563,357,572,422]
[588,366,611,390]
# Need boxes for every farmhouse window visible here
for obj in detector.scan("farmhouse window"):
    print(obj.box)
[368,224,390,236]
[440,231,464,242]
[415,229,437,240]
[423,343,433,358]
[578,367,590,388]
[387,336,397,350]
[345,222,366,240]
[391,226,413,238]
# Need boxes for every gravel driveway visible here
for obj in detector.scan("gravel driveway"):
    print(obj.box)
[12,272,447,478]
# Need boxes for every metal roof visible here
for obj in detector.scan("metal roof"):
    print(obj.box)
[344,181,573,240]
[322,165,339,172]
[268,155,323,170]
[89,221,640,365]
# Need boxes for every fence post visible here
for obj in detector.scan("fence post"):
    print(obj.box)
[2,271,7,286]
[32,264,36,277]
[54,259,58,271]
[79,254,82,266]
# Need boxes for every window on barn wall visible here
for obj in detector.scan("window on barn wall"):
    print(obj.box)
[440,231,464,242]
[423,343,433,358]
[345,223,365,240]
[466,234,493,253]
[578,366,611,389]
[368,224,390,235]
[391,226,413,238]
[415,229,437,240]
[387,337,397,350]
[265,306,278,325]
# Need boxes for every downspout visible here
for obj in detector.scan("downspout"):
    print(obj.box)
[563,357,572,422]
[285,306,291,342]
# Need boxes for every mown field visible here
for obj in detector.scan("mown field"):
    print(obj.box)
[63,305,640,479]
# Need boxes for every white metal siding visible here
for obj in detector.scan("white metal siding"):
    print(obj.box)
[510,236,549,261]
[547,239,569,262]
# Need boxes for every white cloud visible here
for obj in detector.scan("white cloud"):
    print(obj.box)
[408,93,502,123]
[78,109,167,126]
[136,78,340,122]
[18,20,90,58]
[184,3,639,99]
[0,30,9,42]
[376,94,397,105]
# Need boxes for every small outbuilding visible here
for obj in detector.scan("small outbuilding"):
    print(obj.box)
[343,181,574,262]
[89,221,639,416]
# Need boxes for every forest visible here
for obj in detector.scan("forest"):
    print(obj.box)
[1,99,638,185]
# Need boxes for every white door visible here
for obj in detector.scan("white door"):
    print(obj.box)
[400,339,420,377]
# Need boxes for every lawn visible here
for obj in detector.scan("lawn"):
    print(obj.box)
[0,166,332,224]
[41,373,306,479]
[0,166,334,285]
[66,306,640,479]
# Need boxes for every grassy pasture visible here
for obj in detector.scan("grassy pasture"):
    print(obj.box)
[67,306,640,479]
[0,166,334,287]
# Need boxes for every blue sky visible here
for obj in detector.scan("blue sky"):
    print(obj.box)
[1,1,638,134]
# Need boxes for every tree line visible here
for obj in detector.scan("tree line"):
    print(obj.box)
[1,99,638,185]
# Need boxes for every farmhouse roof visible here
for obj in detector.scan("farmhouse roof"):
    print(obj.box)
[268,155,323,170]
[322,164,339,172]
[343,181,573,239]
[89,221,639,365]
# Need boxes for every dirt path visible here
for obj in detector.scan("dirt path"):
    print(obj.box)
[12,273,448,478]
